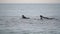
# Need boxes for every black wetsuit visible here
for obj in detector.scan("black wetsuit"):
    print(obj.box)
[22,15,29,19]
[22,15,26,18]
[40,15,43,19]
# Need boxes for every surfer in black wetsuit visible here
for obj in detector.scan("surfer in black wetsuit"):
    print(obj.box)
[40,15,55,20]
[40,15,43,20]
[22,15,30,19]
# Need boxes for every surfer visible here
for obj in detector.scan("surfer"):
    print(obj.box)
[40,15,54,20]
[22,15,30,19]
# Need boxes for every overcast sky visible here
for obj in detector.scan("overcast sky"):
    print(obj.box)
[0,0,60,3]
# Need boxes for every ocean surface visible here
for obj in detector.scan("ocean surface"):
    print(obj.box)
[0,4,60,17]
[0,4,60,34]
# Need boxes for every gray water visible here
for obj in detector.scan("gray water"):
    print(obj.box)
[0,4,60,17]
[0,4,60,34]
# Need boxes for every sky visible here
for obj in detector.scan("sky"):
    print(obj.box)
[0,0,60,3]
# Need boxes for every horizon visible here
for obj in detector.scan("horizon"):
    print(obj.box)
[0,3,60,4]
[0,0,60,4]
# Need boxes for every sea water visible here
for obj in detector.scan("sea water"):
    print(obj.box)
[0,4,60,34]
